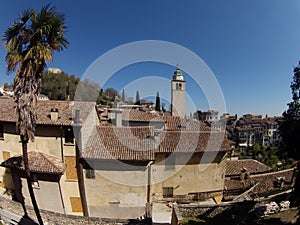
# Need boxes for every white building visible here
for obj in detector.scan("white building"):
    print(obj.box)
[48,67,62,74]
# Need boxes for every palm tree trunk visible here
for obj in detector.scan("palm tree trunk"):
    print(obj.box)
[21,136,44,225]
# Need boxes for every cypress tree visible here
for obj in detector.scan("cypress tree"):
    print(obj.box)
[155,91,161,111]
[135,90,141,105]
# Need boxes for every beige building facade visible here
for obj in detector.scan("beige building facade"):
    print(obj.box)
[80,124,229,219]
[0,98,96,215]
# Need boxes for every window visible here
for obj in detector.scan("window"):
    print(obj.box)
[0,124,3,140]
[165,154,175,170]
[65,156,78,181]
[70,197,83,212]
[65,128,74,144]
[2,151,10,161]
[163,187,174,198]
[175,83,182,90]
[86,169,95,179]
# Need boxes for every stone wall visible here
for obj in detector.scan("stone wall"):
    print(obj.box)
[0,195,148,224]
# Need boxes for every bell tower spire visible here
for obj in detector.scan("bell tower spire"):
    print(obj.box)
[171,66,186,117]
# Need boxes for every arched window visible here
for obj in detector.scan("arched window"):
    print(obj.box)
[179,83,182,90]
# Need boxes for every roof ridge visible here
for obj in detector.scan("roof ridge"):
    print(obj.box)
[250,168,295,178]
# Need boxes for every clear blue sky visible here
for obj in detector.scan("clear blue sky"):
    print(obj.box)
[1,0,300,117]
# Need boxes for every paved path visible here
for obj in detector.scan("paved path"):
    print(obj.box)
[151,202,172,225]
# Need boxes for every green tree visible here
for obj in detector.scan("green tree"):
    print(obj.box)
[135,90,141,105]
[41,70,80,100]
[3,82,13,89]
[279,61,300,204]
[97,88,108,105]
[155,91,161,111]
[251,143,268,163]
[162,102,166,112]
[3,5,69,224]
[279,62,300,159]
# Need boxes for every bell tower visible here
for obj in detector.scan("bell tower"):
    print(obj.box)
[171,66,185,117]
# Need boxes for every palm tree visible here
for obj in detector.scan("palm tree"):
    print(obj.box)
[3,4,69,224]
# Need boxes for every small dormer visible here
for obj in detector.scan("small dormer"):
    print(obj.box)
[50,108,59,122]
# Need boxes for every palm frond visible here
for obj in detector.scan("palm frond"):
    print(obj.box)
[3,4,69,142]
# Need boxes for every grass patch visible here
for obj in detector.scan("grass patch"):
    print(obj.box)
[182,217,206,225]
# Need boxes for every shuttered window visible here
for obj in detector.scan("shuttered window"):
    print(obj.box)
[163,187,174,198]
[70,197,83,212]
[65,156,78,180]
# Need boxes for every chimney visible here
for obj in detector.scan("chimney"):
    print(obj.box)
[115,110,122,127]
[108,109,115,120]
[240,167,250,180]
[75,109,80,124]
[50,108,59,122]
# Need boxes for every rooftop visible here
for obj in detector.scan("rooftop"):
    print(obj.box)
[157,130,230,153]
[162,116,211,131]
[224,168,295,199]
[83,125,230,161]
[0,98,95,126]
[1,151,65,175]
[82,126,156,161]
[226,159,272,176]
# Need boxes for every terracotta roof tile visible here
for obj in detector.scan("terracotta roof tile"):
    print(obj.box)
[226,159,272,176]
[224,168,295,199]
[121,109,162,122]
[83,126,156,161]
[106,109,211,131]
[0,98,95,126]
[0,151,65,174]
[162,116,211,131]
[157,130,230,153]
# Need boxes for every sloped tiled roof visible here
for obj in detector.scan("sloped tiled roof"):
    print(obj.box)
[224,168,295,199]
[0,151,65,175]
[0,98,95,126]
[83,126,156,161]
[157,131,230,153]
[121,109,163,122]
[226,159,272,176]
[104,108,211,131]
[162,116,211,131]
